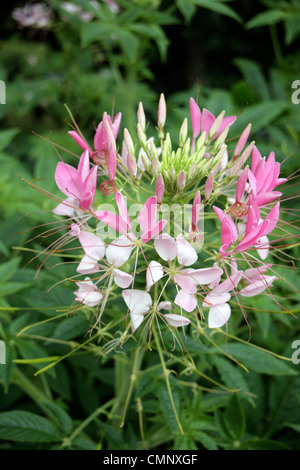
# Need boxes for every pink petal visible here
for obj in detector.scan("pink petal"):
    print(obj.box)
[54,162,81,199]
[94,210,129,236]
[106,235,133,267]
[239,275,276,297]
[137,196,157,234]
[68,131,93,155]
[78,231,105,260]
[163,313,190,327]
[157,301,172,311]
[174,289,197,313]
[176,235,198,266]
[187,267,223,286]
[154,234,177,261]
[141,218,167,243]
[201,108,215,136]
[146,260,164,290]
[116,192,132,230]
[113,268,133,288]
[76,254,99,274]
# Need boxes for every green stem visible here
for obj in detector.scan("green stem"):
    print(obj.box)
[153,326,184,435]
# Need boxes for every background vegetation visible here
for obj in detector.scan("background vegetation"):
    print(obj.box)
[0,0,299,450]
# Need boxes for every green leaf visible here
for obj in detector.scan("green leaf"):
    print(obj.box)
[192,0,242,23]
[223,393,245,441]
[234,58,270,101]
[231,101,288,134]
[193,430,218,450]
[239,438,291,450]
[41,402,73,435]
[0,410,62,442]
[176,0,197,23]
[0,129,19,152]
[0,257,21,283]
[117,29,140,60]
[0,344,16,393]
[219,343,297,376]
[246,9,287,30]
[80,22,113,47]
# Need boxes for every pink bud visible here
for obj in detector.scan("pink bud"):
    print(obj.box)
[233,123,251,160]
[137,101,146,132]
[177,170,186,192]
[158,93,166,130]
[205,173,214,200]
[192,190,201,231]
[155,173,164,204]
[127,151,137,179]
[104,118,117,181]
[190,97,201,152]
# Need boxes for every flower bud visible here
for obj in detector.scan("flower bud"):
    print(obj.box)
[233,123,251,161]
[127,151,137,179]
[205,173,214,200]
[158,93,166,131]
[209,110,225,139]
[179,118,188,147]
[229,141,255,176]
[195,131,206,153]
[155,173,165,204]
[137,101,146,132]
[188,162,199,179]
[152,155,161,178]
[212,126,229,153]
[137,123,147,148]
[124,128,134,155]
[177,170,186,192]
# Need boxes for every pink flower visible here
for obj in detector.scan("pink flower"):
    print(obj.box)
[95,192,167,267]
[203,261,242,328]
[189,97,236,151]
[239,265,277,297]
[53,150,97,216]
[248,146,287,207]
[75,230,132,288]
[122,290,189,332]
[69,111,121,194]
[213,199,280,258]
[75,277,103,307]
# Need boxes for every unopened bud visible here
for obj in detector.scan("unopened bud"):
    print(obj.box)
[124,128,134,155]
[188,162,199,180]
[137,123,147,148]
[127,151,137,179]
[212,126,229,153]
[205,173,214,200]
[155,174,165,204]
[177,170,186,192]
[195,131,207,153]
[158,93,167,131]
[169,165,176,182]
[179,118,188,147]
[233,123,251,161]
[141,152,151,173]
[137,101,146,132]
[229,141,255,176]
[209,111,225,139]
[152,155,161,178]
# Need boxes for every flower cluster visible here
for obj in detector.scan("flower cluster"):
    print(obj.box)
[47,93,287,337]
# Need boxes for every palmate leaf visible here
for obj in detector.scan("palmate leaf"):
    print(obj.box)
[0,410,62,442]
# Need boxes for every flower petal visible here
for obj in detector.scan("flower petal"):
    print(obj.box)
[163,313,190,327]
[174,289,197,312]
[154,234,177,261]
[113,269,133,288]
[208,303,231,328]
[146,260,164,291]
[106,235,133,267]
[176,234,198,266]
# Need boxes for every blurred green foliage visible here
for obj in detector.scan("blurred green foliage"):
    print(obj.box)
[0,0,299,451]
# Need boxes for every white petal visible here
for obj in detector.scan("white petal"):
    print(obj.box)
[106,235,133,267]
[163,313,190,327]
[157,301,172,311]
[130,311,145,332]
[78,231,105,260]
[176,234,198,266]
[113,269,133,288]
[76,254,99,274]
[76,290,103,307]
[239,276,276,297]
[203,291,231,307]
[146,260,164,290]
[122,289,152,316]
[154,234,177,261]
[187,267,223,285]
[53,197,77,216]
[208,303,231,328]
